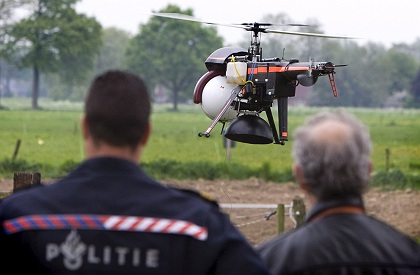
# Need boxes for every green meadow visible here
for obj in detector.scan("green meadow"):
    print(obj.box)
[1,98,419,188]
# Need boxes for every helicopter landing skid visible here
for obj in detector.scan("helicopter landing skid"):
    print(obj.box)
[198,85,244,138]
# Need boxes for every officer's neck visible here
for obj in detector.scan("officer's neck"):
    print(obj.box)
[85,140,142,164]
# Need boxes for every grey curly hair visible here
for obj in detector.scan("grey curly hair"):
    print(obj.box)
[292,110,372,200]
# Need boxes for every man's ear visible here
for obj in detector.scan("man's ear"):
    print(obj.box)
[81,115,90,140]
[293,164,308,191]
[140,122,151,146]
[292,163,301,181]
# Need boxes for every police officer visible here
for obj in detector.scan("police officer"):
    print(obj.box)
[0,70,270,274]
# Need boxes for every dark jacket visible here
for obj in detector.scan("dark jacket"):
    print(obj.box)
[257,196,420,274]
[0,157,270,274]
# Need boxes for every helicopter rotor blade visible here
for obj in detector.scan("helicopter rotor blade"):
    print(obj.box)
[149,12,357,40]
[240,22,309,27]
[150,12,248,30]
[265,28,357,39]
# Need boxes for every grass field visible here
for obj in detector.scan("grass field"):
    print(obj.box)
[1,98,419,182]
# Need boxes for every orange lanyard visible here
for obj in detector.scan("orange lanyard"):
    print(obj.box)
[309,206,365,223]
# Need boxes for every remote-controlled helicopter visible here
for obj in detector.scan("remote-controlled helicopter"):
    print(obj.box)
[151,12,353,145]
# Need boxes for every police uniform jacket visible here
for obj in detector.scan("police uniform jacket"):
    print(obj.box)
[0,157,270,274]
[257,196,420,274]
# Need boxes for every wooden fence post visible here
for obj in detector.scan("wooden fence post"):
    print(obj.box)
[292,197,306,228]
[12,139,21,161]
[13,172,41,191]
[276,204,285,234]
[277,198,306,234]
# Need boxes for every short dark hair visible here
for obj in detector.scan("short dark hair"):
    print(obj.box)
[85,70,151,149]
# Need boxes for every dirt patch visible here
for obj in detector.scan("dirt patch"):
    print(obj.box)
[1,177,419,246]
[163,178,420,245]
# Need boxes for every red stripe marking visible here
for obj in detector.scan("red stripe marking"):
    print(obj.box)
[19,218,32,230]
[162,220,176,232]
[112,217,125,229]
[67,215,81,227]
[49,216,65,228]
[128,218,143,230]
[178,223,191,235]
[81,215,97,227]
[193,228,206,239]
[248,66,309,74]
[146,218,159,231]
[35,217,49,229]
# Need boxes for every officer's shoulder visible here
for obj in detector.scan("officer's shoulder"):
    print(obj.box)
[169,186,219,207]
[0,183,45,205]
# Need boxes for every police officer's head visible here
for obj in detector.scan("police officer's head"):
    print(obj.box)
[292,110,373,201]
[83,70,151,154]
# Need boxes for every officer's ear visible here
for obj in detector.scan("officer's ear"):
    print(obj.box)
[81,115,90,141]
[140,122,151,146]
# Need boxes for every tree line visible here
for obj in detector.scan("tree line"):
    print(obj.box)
[1,0,419,110]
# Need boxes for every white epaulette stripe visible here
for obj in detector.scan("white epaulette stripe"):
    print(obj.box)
[135,217,155,230]
[119,216,139,229]
[103,215,208,241]
[166,220,187,233]
[151,219,171,232]
[103,216,121,228]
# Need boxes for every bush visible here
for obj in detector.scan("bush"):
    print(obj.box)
[371,169,407,190]
[143,159,254,181]
[406,173,420,189]
[0,158,80,180]
[0,157,418,188]
[0,158,41,176]
[143,159,294,183]
[59,160,80,174]
[256,161,294,182]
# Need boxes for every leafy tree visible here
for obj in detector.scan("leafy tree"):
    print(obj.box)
[378,49,418,93]
[95,27,131,75]
[392,39,420,63]
[307,41,418,107]
[410,69,420,107]
[125,4,223,110]
[259,14,329,61]
[46,27,131,102]
[3,0,101,109]
[259,13,302,59]
[0,59,31,97]
[305,38,419,108]
[0,0,32,106]
[0,0,31,47]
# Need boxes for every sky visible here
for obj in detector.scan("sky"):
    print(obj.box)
[75,0,420,48]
